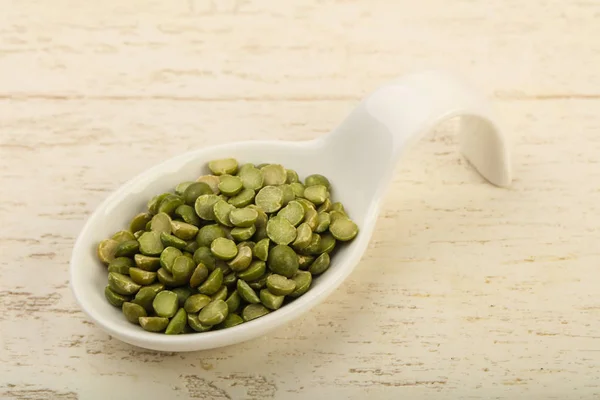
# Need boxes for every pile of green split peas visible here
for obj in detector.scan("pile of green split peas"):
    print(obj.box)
[97,159,359,334]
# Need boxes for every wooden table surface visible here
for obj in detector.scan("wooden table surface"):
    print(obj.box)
[2,0,600,399]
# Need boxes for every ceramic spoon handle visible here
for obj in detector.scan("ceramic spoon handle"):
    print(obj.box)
[320,69,512,190]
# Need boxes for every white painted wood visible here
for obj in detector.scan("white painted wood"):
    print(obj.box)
[1,0,599,398]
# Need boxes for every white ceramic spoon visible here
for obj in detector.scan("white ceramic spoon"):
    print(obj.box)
[70,70,511,352]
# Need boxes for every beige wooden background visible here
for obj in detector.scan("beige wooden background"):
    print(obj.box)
[1,0,600,399]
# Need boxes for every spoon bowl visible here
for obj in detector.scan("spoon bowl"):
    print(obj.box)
[70,70,511,352]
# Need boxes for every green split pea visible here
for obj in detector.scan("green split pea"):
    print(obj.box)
[98,158,359,334]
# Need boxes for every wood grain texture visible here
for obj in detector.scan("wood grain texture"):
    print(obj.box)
[1,0,599,398]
